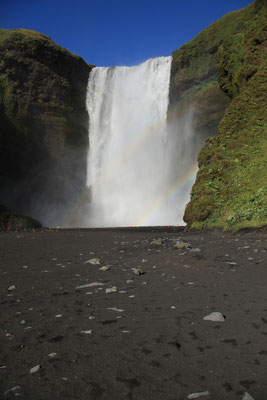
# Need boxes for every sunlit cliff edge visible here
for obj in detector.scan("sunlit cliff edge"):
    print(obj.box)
[179,0,267,230]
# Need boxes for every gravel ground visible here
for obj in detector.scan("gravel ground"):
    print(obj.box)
[0,227,267,400]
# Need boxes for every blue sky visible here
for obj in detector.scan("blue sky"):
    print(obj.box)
[1,0,252,67]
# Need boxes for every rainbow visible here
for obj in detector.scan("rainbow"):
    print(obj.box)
[135,162,198,226]
[62,103,197,227]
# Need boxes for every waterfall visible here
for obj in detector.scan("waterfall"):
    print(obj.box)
[86,56,195,227]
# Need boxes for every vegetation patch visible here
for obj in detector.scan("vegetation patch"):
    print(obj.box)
[184,0,267,230]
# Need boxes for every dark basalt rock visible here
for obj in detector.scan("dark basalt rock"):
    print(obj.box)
[0,205,41,230]
[0,28,94,226]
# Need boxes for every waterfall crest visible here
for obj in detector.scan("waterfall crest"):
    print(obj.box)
[86,56,191,227]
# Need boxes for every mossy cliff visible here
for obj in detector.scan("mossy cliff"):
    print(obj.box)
[183,0,267,230]
[0,29,93,225]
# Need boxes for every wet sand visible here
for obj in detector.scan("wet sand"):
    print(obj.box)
[0,227,267,400]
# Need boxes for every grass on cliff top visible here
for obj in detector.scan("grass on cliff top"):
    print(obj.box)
[0,28,95,68]
[172,0,262,80]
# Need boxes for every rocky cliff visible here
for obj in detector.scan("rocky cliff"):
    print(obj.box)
[169,0,266,230]
[0,29,93,225]
[184,0,267,230]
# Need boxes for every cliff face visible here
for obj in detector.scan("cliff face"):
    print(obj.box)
[183,0,267,230]
[0,29,93,225]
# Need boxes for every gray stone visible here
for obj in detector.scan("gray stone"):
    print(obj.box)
[3,386,21,396]
[150,239,162,245]
[190,248,202,253]
[188,391,210,399]
[84,258,101,265]
[242,393,255,400]
[76,282,104,289]
[174,242,190,249]
[203,312,225,322]
[106,287,117,294]
[30,365,41,374]
[48,352,57,358]
[132,268,144,275]
[99,266,110,271]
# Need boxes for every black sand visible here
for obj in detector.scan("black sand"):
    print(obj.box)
[0,227,267,400]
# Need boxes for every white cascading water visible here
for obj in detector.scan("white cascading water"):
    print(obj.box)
[86,56,196,227]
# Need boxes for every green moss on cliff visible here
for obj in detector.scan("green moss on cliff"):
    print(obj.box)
[184,0,267,230]
[0,28,93,225]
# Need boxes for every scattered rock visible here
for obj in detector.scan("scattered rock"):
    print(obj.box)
[30,365,41,374]
[226,262,237,266]
[203,312,225,322]
[190,248,202,253]
[99,266,110,271]
[127,280,134,283]
[107,307,124,312]
[84,258,101,265]
[48,353,57,358]
[3,386,21,396]
[132,268,144,276]
[242,392,255,400]
[8,285,16,291]
[141,259,148,263]
[80,330,92,334]
[150,239,162,245]
[76,282,104,289]
[106,287,117,294]
[188,391,210,399]
[174,242,190,249]
[21,265,28,269]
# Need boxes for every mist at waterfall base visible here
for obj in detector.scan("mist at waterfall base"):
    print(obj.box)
[86,56,200,228]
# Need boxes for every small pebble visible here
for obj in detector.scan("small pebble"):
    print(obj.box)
[106,287,117,294]
[190,248,201,253]
[48,353,57,358]
[84,258,101,265]
[203,312,225,322]
[242,392,255,400]
[133,267,144,275]
[30,365,41,374]
[99,266,110,271]
[188,391,210,399]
